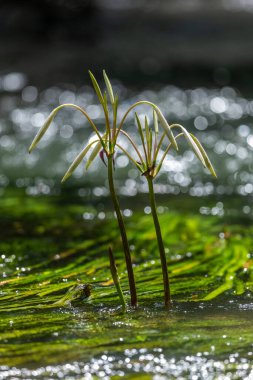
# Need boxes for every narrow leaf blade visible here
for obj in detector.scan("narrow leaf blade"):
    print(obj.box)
[155,108,178,151]
[153,110,159,134]
[179,126,206,167]
[135,113,144,141]
[61,140,99,182]
[135,112,148,163]
[86,140,103,170]
[145,116,150,149]
[103,70,115,105]
[29,107,59,153]
[113,95,119,118]
[190,134,217,177]
[88,70,104,106]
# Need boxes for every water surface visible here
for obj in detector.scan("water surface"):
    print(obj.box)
[0,191,252,379]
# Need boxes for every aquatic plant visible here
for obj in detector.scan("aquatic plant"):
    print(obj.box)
[29,71,138,306]
[108,246,126,311]
[28,71,178,308]
[117,111,216,307]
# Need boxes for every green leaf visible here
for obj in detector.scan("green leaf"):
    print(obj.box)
[135,113,144,141]
[149,129,153,161]
[153,110,159,134]
[103,91,108,112]
[103,70,115,105]
[113,95,118,121]
[112,95,119,136]
[85,140,103,170]
[155,108,178,151]
[190,134,217,178]
[145,117,151,164]
[61,139,100,182]
[176,125,206,167]
[88,70,105,106]
[145,116,150,147]
[28,107,59,153]
[135,113,148,163]
[170,124,206,167]
[29,103,104,153]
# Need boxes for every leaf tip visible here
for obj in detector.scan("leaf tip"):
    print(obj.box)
[211,168,218,178]
[62,171,72,183]
[28,143,35,154]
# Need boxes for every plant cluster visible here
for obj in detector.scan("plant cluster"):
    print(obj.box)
[29,71,216,309]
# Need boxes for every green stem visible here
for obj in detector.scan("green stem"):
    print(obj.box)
[108,246,126,312]
[107,155,137,306]
[147,176,171,307]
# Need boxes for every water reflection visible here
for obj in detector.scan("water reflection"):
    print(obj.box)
[1,349,252,379]
[1,71,253,197]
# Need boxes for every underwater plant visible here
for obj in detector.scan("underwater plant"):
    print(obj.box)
[116,111,216,307]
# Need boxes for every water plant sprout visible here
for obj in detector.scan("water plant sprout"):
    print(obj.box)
[29,71,138,307]
[116,111,216,307]
[29,70,212,308]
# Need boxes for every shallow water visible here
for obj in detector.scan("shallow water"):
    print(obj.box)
[0,191,252,379]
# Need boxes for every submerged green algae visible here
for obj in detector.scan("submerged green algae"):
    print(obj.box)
[0,190,252,377]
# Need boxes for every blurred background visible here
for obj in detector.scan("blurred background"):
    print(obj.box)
[1,0,253,203]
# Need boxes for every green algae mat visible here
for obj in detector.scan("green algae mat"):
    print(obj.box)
[0,191,253,379]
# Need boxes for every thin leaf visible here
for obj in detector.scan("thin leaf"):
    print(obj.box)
[112,95,119,136]
[190,134,217,177]
[29,103,105,153]
[145,116,150,161]
[88,70,105,106]
[61,139,99,182]
[86,140,103,170]
[102,91,111,138]
[153,110,159,134]
[135,113,148,163]
[153,110,158,163]
[29,107,59,153]
[135,113,145,146]
[117,129,144,164]
[155,108,178,151]
[103,91,108,107]
[154,132,184,177]
[103,70,115,105]
[113,95,118,117]
[116,143,143,172]
[103,91,109,116]
[175,125,206,167]
[149,128,153,164]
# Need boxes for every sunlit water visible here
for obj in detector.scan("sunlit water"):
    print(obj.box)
[0,304,253,379]
[1,72,253,199]
[0,191,253,379]
[1,350,253,380]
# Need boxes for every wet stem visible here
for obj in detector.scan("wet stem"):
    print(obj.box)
[108,246,126,312]
[107,154,137,307]
[147,176,171,308]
